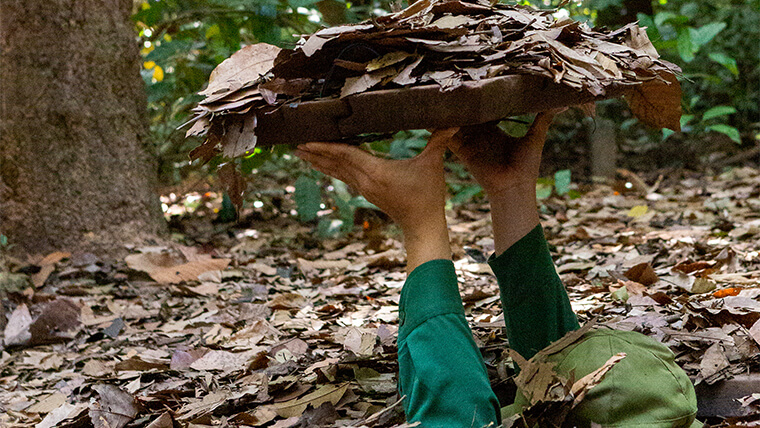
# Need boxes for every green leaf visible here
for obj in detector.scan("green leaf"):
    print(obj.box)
[451,184,483,204]
[654,12,687,27]
[679,2,698,18]
[662,128,676,140]
[241,148,270,174]
[0,235,7,247]
[389,131,428,159]
[554,169,571,196]
[294,175,321,221]
[637,14,660,42]
[317,218,344,238]
[680,114,694,128]
[205,24,221,39]
[676,27,695,62]
[536,181,552,200]
[689,22,725,50]
[334,196,355,230]
[350,196,377,210]
[611,286,629,302]
[702,106,737,121]
[708,53,739,76]
[706,125,741,144]
[290,0,320,7]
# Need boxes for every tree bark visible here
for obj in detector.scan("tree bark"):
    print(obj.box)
[0,0,165,255]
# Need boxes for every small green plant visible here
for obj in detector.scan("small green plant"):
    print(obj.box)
[294,172,377,238]
[537,169,580,200]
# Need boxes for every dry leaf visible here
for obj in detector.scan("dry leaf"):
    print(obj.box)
[89,384,139,428]
[145,412,174,428]
[699,343,729,380]
[625,71,682,131]
[27,393,67,414]
[36,403,79,428]
[570,353,626,405]
[201,43,281,96]
[623,262,659,286]
[340,68,398,98]
[141,258,230,284]
[271,382,350,418]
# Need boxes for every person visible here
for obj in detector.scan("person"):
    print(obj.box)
[294,111,700,428]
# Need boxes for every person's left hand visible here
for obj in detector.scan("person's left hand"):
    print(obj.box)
[294,128,459,271]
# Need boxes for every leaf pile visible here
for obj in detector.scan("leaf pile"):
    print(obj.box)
[186,0,682,166]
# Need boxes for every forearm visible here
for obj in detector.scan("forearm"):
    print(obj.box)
[402,213,452,273]
[488,181,540,255]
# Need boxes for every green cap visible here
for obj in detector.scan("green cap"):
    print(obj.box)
[504,328,701,427]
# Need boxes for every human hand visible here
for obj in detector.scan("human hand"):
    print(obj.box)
[446,110,562,253]
[447,110,560,196]
[294,129,459,271]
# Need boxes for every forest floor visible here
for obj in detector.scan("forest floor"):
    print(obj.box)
[2,166,760,428]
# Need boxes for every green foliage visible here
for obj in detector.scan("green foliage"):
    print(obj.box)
[133,0,326,183]
[294,175,322,221]
[636,1,758,144]
[554,169,571,196]
[389,130,430,159]
[534,0,758,147]
[536,170,578,200]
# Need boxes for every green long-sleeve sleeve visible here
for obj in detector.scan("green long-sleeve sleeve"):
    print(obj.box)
[488,224,580,360]
[397,225,579,427]
[398,259,500,428]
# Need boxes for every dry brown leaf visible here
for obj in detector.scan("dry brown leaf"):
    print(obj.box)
[268,292,308,310]
[570,353,626,405]
[623,262,659,286]
[749,318,760,347]
[145,412,174,428]
[36,403,80,428]
[148,258,231,284]
[340,68,398,98]
[201,43,281,96]
[271,382,350,418]
[392,56,423,85]
[625,71,682,131]
[218,162,246,209]
[222,114,258,158]
[89,384,139,428]
[699,342,729,380]
[26,393,67,414]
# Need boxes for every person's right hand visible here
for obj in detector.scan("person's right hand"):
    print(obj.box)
[447,111,559,196]
[446,110,562,253]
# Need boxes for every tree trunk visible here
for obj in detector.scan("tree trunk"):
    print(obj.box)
[0,0,165,255]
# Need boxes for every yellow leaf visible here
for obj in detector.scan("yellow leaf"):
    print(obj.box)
[140,45,154,56]
[152,65,164,82]
[163,34,172,42]
[141,2,150,10]
[143,60,156,69]
[627,205,648,218]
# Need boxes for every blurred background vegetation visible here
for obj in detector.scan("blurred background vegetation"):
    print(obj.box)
[134,0,759,233]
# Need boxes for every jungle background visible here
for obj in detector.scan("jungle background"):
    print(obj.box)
[1,0,760,427]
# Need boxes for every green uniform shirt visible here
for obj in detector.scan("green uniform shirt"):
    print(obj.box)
[397,224,579,427]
